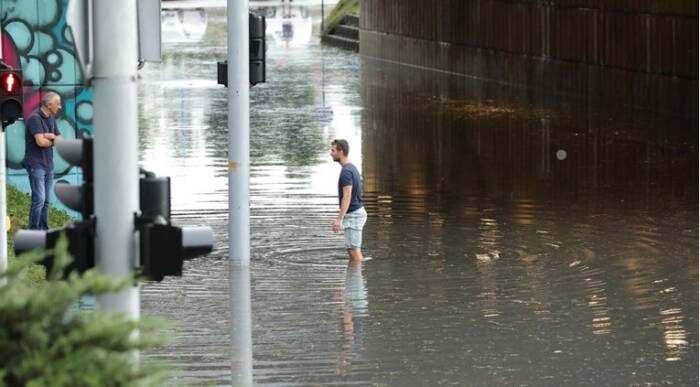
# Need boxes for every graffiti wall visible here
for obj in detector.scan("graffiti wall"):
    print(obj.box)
[2,0,93,198]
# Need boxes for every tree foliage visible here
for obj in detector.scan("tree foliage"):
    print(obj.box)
[0,236,170,387]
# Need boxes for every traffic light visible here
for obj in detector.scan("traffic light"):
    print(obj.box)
[14,221,94,277]
[217,61,227,87]
[0,61,23,125]
[14,139,214,282]
[54,138,94,220]
[249,12,266,85]
[14,137,95,276]
[217,12,266,87]
[137,168,214,282]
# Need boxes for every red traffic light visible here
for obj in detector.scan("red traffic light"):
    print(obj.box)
[0,68,23,123]
[1,71,21,94]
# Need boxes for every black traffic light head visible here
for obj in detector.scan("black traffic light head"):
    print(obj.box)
[140,168,171,222]
[249,13,266,85]
[14,220,95,278]
[140,222,183,281]
[0,61,23,125]
[217,13,266,87]
[54,137,94,219]
[140,223,215,282]
[137,168,214,282]
[217,61,228,87]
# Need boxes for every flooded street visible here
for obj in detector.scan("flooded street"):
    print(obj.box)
[139,4,698,386]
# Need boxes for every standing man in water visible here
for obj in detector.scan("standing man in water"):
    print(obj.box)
[24,92,62,230]
[330,139,367,262]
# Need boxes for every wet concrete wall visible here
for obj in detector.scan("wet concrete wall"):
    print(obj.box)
[359,0,698,118]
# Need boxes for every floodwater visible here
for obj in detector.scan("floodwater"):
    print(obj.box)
[138,4,698,386]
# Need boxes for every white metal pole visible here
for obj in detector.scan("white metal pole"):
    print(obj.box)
[92,0,139,318]
[228,0,253,385]
[230,264,253,385]
[0,127,7,281]
[0,42,7,281]
[228,0,250,266]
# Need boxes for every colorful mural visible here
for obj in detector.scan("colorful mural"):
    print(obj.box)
[2,0,93,195]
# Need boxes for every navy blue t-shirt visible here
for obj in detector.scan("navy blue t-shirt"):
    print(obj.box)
[24,110,60,169]
[338,163,363,213]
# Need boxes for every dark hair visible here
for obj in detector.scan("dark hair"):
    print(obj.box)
[331,139,349,156]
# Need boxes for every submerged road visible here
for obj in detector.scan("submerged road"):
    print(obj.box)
[139,4,698,386]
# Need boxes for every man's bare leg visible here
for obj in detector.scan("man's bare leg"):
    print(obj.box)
[347,248,364,262]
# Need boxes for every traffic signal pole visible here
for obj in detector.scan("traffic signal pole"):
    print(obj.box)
[92,1,140,318]
[228,0,253,384]
[0,46,6,281]
[0,48,8,283]
[0,62,24,278]
[228,0,250,266]
[0,120,7,282]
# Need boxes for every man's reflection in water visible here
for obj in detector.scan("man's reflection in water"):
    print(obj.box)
[335,261,368,376]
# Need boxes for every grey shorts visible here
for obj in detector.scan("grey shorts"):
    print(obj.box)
[343,207,367,249]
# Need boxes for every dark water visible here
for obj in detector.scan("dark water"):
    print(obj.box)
[139,4,698,386]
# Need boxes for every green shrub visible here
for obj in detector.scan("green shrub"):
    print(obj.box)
[0,236,171,387]
[6,185,73,285]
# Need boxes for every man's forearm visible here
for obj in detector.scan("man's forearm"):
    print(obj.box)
[42,135,54,147]
[36,136,53,147]
[337,196,351,220]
